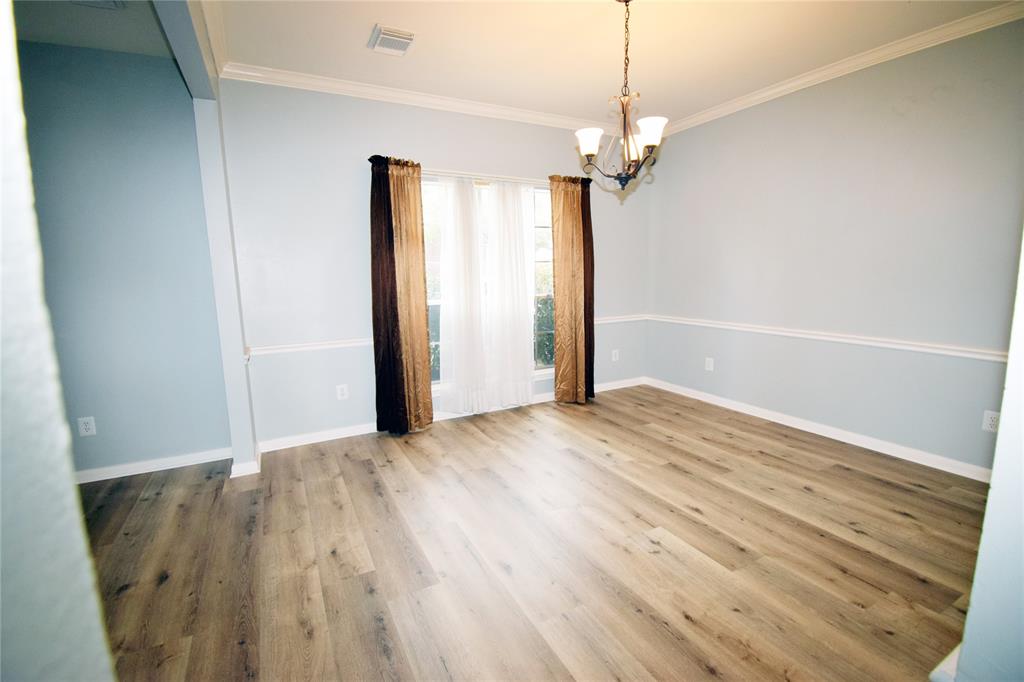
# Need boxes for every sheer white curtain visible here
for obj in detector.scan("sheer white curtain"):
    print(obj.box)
[436,178,535,414]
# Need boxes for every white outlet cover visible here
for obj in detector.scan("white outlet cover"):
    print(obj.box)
[611,349,620,362]
[705,357,715,371]
[77,416,96,437]
[982,410,1000,433]
[336,384,349,400]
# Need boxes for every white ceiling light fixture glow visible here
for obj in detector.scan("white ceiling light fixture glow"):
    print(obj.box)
[575,0,666,191]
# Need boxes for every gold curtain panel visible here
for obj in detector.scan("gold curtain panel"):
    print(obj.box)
[369,156,434,434]
[550,175,595,404]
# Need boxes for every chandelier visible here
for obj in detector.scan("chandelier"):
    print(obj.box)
[574,0,667,191]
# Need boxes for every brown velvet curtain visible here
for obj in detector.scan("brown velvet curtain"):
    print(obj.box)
[369,155,433,434]
[549,175,595,404]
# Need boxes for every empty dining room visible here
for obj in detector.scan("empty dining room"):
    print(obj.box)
[2,1,1022,680]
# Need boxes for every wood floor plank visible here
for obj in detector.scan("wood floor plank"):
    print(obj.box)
[301,449,375,579]
[404,522,575,681]
[537,604,658,682]
[334,448,439,600]
[319,570,415,682]
[114,637,192,682]
[101,469,225,655]
[259,569,338,681]
[614,458,965,610]
[185,488,261,680]
[81,387,986,680]
[80,472,152,549]
[260,452,338,681]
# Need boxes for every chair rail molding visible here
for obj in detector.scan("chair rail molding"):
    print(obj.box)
[645,314,1008,363]
[249,316,1007,363]
[247,338,373,356]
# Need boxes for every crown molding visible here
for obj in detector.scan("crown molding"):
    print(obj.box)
[220,61,614,134]
[217,4,1020,139]
[664,2,1024,136]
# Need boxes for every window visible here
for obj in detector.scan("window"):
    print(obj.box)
[421,180,553,381]
[422,182,443,382]
[532,188,554,369]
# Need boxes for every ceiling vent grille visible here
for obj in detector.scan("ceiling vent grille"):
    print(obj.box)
[368,24,414,56]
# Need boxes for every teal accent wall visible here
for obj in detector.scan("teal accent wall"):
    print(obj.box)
[18,42,230,471]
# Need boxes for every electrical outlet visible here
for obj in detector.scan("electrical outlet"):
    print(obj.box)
[336,384,349,401]
[982,410,1000,433]
[77,416,96,437]
[705,357,714,372]
[611,349,620,362]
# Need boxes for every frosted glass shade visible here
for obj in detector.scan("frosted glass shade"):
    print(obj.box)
[637,116,668,148]
[575,127,603,157]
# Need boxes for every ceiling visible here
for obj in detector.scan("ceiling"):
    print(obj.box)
[12,1,1016,131]
[13,0,172,58]
[208,1,1010,128]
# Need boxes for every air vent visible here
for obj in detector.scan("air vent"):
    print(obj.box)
[368,24,414,56]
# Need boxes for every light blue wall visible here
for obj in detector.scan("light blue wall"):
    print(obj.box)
[3,25,113,677]
[19,23,1017,469]
[647,322,1007,468]
[18,42,230,470]
[956,231,1023,680]
[217,79,649,442]
[646,21,1023,469]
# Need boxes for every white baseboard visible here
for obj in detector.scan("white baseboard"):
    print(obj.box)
[230,458,261,478]
[638,377,992,482]
[75,447,232,484]
[258,422,378,454]
[929,644,960,682]
[254,379,643,456]
[94,376,987,485]
[596,377,648,392]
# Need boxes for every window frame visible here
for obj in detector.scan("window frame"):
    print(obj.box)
[532,187,555,374]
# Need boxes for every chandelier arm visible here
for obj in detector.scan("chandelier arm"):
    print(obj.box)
[582,159,621,181]
[583,147,658,190]
[636,150,657,171]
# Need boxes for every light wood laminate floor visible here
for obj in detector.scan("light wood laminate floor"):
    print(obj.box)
[80,386,988,681]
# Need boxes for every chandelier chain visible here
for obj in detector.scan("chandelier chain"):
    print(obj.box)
[621,1,630,97]
[576,0,663,191]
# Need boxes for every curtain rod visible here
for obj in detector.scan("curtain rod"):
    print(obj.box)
[422,167,550,187]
